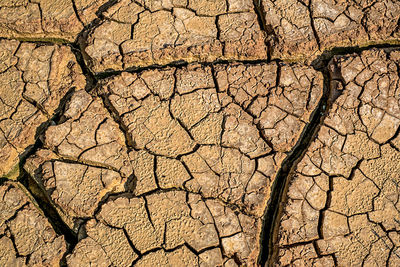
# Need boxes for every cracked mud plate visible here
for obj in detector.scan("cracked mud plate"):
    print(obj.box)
[0,0,399,266]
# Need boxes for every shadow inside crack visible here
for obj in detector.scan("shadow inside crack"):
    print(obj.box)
[257,61,332,267]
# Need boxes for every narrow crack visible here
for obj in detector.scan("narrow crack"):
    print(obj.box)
[317,175,334,239]
[307,0,321,50]
[70,0,84,25]
[98,93,136,151]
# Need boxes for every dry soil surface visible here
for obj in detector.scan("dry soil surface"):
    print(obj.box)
[0,0,399,266]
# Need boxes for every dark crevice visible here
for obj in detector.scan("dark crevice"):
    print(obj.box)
[94,58,275,79]
[0,177,9,186]
[47,155,121,174]
[20,171,78,267]
[215,14,227,55]
[6,223,26,259]
[308,0,321,50]
[183,243,203,256]
[330,253,339,265]
[98,93,136,151]
[168,97,196,142]
[255,121,275,152]
[232,252,243,265]
[279,240,316,249]
[142,196,155,228]
[252,0,273,61]
[346,159,363,181]
[386,124,400,146]
[95,0,118,18]
[4,223,27,261]
[35,2,44,33]
[74,0,119,73]
[122,228,142,256]
[317,175,334,239]
[129,248,162,266]
[305,77,316,111]
[21,95,50,119]
[258,58,332,266]
[175,144,201,160]
[312,240,322,256]
[70,0,84,25]
[311,43,400,70]
[215,15,221,41]
[70,44,97,92]
[153,156,161,190]
[252,0,267,33]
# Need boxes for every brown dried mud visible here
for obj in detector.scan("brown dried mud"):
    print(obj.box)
[0,1,399,266]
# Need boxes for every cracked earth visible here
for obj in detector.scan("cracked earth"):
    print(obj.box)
[0,0,399,266]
